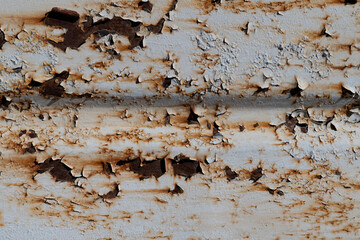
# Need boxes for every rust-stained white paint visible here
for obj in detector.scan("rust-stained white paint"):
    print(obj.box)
[0,0,359,239]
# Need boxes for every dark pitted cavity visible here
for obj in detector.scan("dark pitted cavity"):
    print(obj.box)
[166,0,178,17]
[37,158,75,182]
[0,96,11,109]
[38,71,69,97]
[225,166,238,181]
[25,143,36,154]
[162,76,176,89]
[129,158,166,179]
[138,0,153,13]
[28,130,38,138]
[250,167,263,182]
[345,0,357,4]
[169,184,184,195]
[285,115,298,133]
[101,184,119,199]
[341,86,356,98]
[148,18,165,34]
[187,107,199,124]
[0,29,5,49]
[171,154,203,178]
[103,162,114,175]
[45,7,80,25]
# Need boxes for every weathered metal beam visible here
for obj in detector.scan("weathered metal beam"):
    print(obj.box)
[0,0,359,239]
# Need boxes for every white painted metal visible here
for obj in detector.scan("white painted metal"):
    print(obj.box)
[0,0,359,239]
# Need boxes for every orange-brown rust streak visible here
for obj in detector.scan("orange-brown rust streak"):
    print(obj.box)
[197,0,345,14]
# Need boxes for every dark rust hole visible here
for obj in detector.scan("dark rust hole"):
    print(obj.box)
[138,1,153,13]
[169,184,184,195]
[250,167,263,182]
[187,107,199,125]
[345,0,357,4]
[46,7,80,24]
[225,166,238,181]
[129,158,166,179]
[37,158,75,182]
[0,29,6,49]
[171,155,203,178]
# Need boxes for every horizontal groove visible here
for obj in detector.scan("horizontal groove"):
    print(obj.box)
[2,94,358,109]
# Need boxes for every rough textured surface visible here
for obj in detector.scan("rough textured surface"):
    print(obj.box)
[0,0,359,239]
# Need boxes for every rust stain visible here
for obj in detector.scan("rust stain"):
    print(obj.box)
[197,0,350,14]
[0,211,4,227]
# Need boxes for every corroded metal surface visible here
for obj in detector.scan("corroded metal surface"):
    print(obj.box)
[0,0,359,239]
